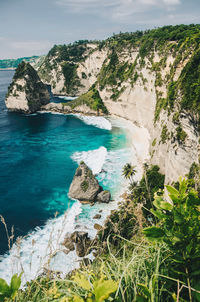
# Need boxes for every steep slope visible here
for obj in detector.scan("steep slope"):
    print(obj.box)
[38,40,107,95]
[38,25,200,183]
[5,61,50,113]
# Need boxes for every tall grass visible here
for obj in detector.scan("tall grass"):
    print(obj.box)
[14,234,170,301]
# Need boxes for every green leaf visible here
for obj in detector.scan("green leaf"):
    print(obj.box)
[179,178,187,195]
[143,227,165,240]
[94,280,118,302]
[174,211,183,224]
[151,209,166,220]
[191,269,200,277]
[73,273,92,291]
[187,191,200,206]
[154,199,173,211]
[171,236,181,244]
[73,296,85,302]
[137,284,151,298]
[166,185,179,197]
[135,295,148,302]
[10,273,22,292]
[0,278,10,297]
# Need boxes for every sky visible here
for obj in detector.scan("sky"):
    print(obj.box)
[0,0,199,59]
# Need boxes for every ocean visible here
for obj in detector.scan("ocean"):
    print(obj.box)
[0,70,134,284]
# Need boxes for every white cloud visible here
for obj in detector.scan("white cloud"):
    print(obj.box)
[56,0,181,13]
[163,0,180,5]
[56,0,120,13]
[55,0,181,22]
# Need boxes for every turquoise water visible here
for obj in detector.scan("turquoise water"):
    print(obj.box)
[0,70,129,257]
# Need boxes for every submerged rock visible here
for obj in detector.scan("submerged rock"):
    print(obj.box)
[69,162,101,202]
[93,214,102,219]
[5,61,50,113]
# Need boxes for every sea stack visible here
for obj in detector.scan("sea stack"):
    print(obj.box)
[5,61,50,113]
[69,161,111,203]
[69,162,101,202]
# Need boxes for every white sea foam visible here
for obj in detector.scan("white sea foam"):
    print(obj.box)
[73,114,112,131]
[57,96,78,101]
[37,112,112,131]
[71,146,107,175]
[0,116,145,286]
[37,111,66,115]
[0,201,82,285]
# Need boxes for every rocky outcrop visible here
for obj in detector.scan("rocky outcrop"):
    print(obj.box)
[96,191,111,203]
[5,61,50,113]
[69,162,101,202]
[62,231,93,257]
[41,102,99,115]
[69,162,111,203]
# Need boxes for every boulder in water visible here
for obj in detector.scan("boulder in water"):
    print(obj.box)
[96,190,111,203]
[69,162,101,202]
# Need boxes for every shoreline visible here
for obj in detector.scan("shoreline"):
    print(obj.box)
[0,112,150,285]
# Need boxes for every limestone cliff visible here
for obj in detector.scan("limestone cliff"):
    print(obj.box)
[6,61,50,113]
[38,25,200,183]
[38,42,107,96]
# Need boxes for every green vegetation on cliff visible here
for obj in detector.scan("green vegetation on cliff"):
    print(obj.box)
[65,85,108,114]
[35,24,200,119]
[97,24,200,122]
[38,40,99,94]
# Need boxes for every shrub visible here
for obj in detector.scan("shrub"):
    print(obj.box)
[176,125,187,143]
[160,125,169,143]
[144,178,200,301]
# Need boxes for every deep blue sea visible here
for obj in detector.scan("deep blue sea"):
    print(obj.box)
[0,70,132,282]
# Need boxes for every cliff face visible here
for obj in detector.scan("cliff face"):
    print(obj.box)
[38,42,107,96]
[37,25,200,183]
[5,61,50,113]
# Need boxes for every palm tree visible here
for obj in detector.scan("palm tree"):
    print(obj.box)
[122,163,136,184]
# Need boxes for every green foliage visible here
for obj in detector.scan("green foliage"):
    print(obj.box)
[152,138,157,147]
[167,81,177,109]
[188,162,200,179]
[122,163,136,184]
[160,125,169,144]
[130,165,165,217]
[47,42,88,63]
[172,112,180,124]
[176,125,187,143]
[81,180,89,192]
[144,178,200,301]
[179,48,200,113]
[70,271,118,302]
[62,62,81,95]
[67,86,108,114]
[81,72,87,79]
[98,49,137,93]
[0,274,22,301]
